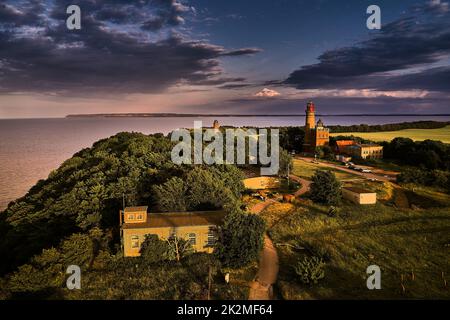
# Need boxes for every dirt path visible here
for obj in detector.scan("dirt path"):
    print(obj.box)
[289,175,311,197]
[248,200,279,300]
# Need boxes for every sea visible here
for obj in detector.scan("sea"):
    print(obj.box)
[1,115,450,211]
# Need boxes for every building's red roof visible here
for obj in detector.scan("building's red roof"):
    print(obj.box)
[335,140,356,153]
[336,140,355,147]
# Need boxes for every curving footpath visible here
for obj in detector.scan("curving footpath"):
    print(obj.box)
[248,200,279,300]
[289,174,311,197]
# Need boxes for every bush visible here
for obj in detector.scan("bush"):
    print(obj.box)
[384,137,450,170]
[140,234,195,264]
[293,256,325,285]
[397,167,450,191]
[140,234,171,264]
[309,170,342,205]
[153,177,187,212]
[215,210,266,268]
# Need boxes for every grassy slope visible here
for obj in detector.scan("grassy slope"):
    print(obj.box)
[292,159,360,181]
[265,200,450,299]
[330,125,450,143]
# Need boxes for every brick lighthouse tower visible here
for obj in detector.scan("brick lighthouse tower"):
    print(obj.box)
[302,101,329,153]
[303,101,316,152]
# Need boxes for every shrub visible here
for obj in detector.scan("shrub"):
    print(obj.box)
[293,256,325,285]
[215,210,266,268]
[397,167,450,191]
[139,234,171,264]
[140,234,194,263]
[309,170,342,205]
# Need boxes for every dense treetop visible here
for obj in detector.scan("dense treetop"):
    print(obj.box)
[0,132,246,276]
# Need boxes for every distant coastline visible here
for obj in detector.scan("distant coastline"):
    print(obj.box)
[66,113,450,118]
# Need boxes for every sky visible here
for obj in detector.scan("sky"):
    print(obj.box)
[0,0,449,118]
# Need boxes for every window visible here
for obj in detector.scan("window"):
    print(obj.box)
[188,233,196,245]
[128,214,134,220]
[169,229,178,240]
[131,235,139,248]
[137,214,143,220]
[207,227,216,246]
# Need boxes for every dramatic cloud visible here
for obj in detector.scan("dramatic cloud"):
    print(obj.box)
[0,0,261,95]
[254,88,281,98]
[285,0,450,93]
[221,48,262,56]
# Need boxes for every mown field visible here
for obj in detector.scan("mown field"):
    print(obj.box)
[261,187,450,299]
[292,158,360,181]
[330,125,450,143]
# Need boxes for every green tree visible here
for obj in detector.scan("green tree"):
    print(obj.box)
[310,170,342,205]
[185,167,235,210]
[166,236,194,262]
[215,210,266,268]
[139,234,171,264]
[153,177,188,212]
[279,148,293,177]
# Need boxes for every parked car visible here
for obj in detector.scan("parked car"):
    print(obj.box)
[362,169,372,173]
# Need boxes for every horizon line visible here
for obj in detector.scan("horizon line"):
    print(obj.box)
[1,113,450,120]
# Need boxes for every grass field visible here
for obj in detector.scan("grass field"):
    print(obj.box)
[261,190,450,299]
[292,158,360,181]
[330,125,450,143]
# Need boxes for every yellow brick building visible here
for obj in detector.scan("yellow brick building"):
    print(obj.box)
[342,143,383,159]
[120,207,225,257]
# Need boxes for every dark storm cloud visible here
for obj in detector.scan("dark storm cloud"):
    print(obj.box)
[285,1,450,92]
[0,1,44,26]
[220,48,262,56]
[191,77,246,86]
[0,0,260,94]
[378,67,450,91]
[207,95,449,116]
[217,83,256,89]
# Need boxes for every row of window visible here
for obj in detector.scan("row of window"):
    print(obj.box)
[362,150,383,155]
[130,230,217,249]
[126,213,144,220]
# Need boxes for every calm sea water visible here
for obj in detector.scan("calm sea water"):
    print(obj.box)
[1,115,449,210]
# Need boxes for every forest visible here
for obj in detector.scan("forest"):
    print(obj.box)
[0,131,265,299]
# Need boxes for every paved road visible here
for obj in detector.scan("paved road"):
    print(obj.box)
[248,200,279,300]
[295,157,409,208]
[296,157,397,182]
